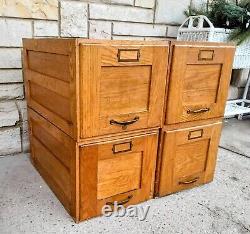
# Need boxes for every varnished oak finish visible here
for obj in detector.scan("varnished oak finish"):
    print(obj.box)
[165,41,235,125]
[23,39,235,223]
[80,133,158,220]
[28,108,158,222]
[23,39,77,139]
[28,109,78,219]
[23,39,169,140]
[156,121,222,197]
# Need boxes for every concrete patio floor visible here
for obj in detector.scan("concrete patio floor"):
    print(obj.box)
[0,119,250,233]
[220,118,250,158]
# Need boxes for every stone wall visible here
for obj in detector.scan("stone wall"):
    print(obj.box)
[0,0,205,156]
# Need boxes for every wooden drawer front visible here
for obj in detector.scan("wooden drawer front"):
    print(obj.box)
[80,44,169,138]
[166,44,235,124]
[79,134,158,221]
[158,122,222,196]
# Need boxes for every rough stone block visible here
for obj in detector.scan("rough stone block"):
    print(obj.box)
[0,18,32,47]
[155,0,190,24]
[191,0,208,8]
[0,70,23,84]
[34,20,59,37]
[144,37,168,41]
[16,100,28,121]
[89,20,112,39]
[0,102,19,128]
[79,0,133,3]
[113,22,167,37]
[0,84,24,100]
[0,127,21,156]
[135,0,155,8]
[167,25,179,38]
[112,35,145,40]
[89,3,154,23]
[21,121,30,152]
[110,0,133,5]
[0,49,22,69]
[0,0,58,20]
[60,0,88,37]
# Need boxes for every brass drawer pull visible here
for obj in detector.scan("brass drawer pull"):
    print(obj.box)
[110,116,139,130]
[106,195,133,206]
[179,177,199,185]
[187,108,210,114]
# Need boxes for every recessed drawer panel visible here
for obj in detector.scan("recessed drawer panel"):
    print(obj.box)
[157,121,222,197]
[99,66,151,116]
[183,64,221,104]
[97,152,142,199]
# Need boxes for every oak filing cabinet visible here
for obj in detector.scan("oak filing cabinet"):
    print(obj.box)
[23,39,169,222]
[23,39,235,222]
[155,41,235,196]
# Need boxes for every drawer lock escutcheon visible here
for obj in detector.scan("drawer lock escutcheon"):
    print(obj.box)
[106,195,133,206]
[110,116,139,130]
[179,177,199,185]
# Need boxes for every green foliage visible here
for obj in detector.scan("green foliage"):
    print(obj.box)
[229,28,250,45]
[185,0,250,44]
[239,0,250,11]
[209,0,245,28]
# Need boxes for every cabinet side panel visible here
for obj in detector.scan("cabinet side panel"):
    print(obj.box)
[23,39,77,139]
[28,108,77,219]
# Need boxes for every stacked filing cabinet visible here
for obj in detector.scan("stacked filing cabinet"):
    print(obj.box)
[23,39,170,222]
[23,39,235,223]
[155,41,235,196]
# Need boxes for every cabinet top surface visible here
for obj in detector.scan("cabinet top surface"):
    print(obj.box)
[22,38,235,49]
[23,38,170,47]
